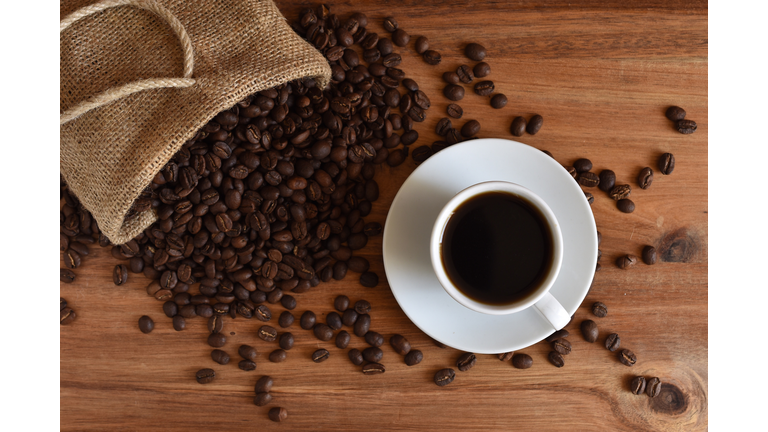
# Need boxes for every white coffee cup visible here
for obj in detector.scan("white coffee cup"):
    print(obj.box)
[429,181,571,330]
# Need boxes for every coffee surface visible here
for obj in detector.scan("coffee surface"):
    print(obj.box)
[440,191,553,305]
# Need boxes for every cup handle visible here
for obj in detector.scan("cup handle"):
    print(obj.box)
[533,292,570,331]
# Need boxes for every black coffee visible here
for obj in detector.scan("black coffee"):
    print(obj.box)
[440,191,554,305]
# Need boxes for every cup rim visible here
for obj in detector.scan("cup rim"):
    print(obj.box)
[429,181,564,315]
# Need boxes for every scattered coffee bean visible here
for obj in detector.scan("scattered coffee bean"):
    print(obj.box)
[240,359,257,370]
[389,334,411,355]
[658,153,675,175]
[512,353,533,369]
[354,314,371,337]
[211,349,230,365]
[208,332,226,347]
[510,116,526,137]
[347,257,370,273]
[605,333,621,352]
[326,312,343,330]
[631,376,646,395]
[473,62,490,77]
[254,375,273,393]
[278,311,294,328]
[616,254,638,269]
[642,246,657,265]
[585,192,594,205]
[334,295,350,312]
[434,368,456,386]
[383,16,398,32]
[573,158,592,173]
[464,43,486,61]
[456,352,477,371]
[365,331,384,347]
[646,377,662,397]
[172,315,186,331]
[594,171,615,193]
[665,106,686,121]
[423,50,442,65]
[490,94,507,109]
[278,332,294,350]
[195,368,215,384]
[617,199,635,213]
[60,269,76,283]
[546,329,569,342]
[138,315,154,334]
[456,65,474,83]
[342,308,359,326]
[363,347,384,363]
[113,264,128,286]
[461,120,481,137]
[313,323,333,341]
[548,351,565,368]
[336,330,351,349]
[618,349,637,366]
[436,117,453,136]
[392,28,410,46]
[312,348,330,363]
[581,320,598,343]
[592,302,608,318]
[60,307,77,325]
[443,71,460,84]
[609,184,631,200]
[354,299,371,314]
[404,349,423,366]
[208,315,223,333]
[443,84,465,101]
[268,407,288,422]
[498,352,514,361]
[258,325,278,342]
[60,297,67,311]
[637,167,654,189]
[362,363,386,375]
[300,311,316,330]
[280,295,296,310]
[552,338,572,355]
[360,272,379,287]
[474,80,494,96]
[527,115,543,135]
[447,103,463,119]
[253,392,272,407]
[578,172,600,188]
[675,119,697,134]
[348,348,364,365]
[415,36,429,54]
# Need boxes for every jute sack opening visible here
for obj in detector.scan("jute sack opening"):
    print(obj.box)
[60,0,331,244]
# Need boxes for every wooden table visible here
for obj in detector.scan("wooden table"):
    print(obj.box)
[60,1,708,430]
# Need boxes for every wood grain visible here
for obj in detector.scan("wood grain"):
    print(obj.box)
[60,1,707,430]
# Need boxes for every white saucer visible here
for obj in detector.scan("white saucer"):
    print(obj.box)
[382,138,597,354]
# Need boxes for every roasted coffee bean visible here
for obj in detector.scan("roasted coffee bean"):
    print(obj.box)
[363,222,382,236]
[415,36,429,54]
[527,115,543,135]
[464,43,486,61]
[609,184,631,200]
[473,62,491,77]
[618,349,637,366]
[365,331,384,347]
[362,362,386,375]
[646,377,662,397]
[443,71,460,84]
[334,295,350,312]
[443,84,465,101]
[578,172,600,188]
[342,308,359,326]
[585,192,594,204]
[573,158,592,173]
[383,16,398,32]
[605,333,621,352]
[665,106,686,121]
[172,315,186,331]
[581,320,598,343]
[592,302,608,318]
[552,338,572,355]
[347,257,370,273]
[278,311,294,328]
[412,145,433,164]
[658,152,675,175]
[268,407,288,422]
[253,392,272,407]
[278,332,294,350]
[60,269,76,283]
[498,352,514,361]
[642,246,657,265]
[354,299,371,315]
[404,349,423,366]
[548,351,565,368]
[111,264,129,286]
[300,310,316,329]
[354,313,371,337]
[60,307,77,325]
[239,345,258,362]
[565,166,577,179]
[456,352,477,371]
[637,167,654,189]
[208,315,223,333]
[258,325,278,342]
[312,348,330,363]
[630,376,647,395]
[362,346,384,363]
[598,170,616,192]
[327,311,343,330]
[510,116,526,137]
[63,249,81,269]
[208,332,226,347]
[490,94,507,109]
[195,368,215,384]
[456,65,474,83]
[422,50,441,65]
[392,28,409,46]
[138,315,154,334]
[60,297,67,311]
[436,117,453,136]
[68,241,89,257]
[434,368,456,386]
[473,80,494,96]
[239,359,257,370]
[336,330,351,349]
[211,349,230,365]
[389,334,411,355]
[313,323,334,341]
[546,329,570,342]
[461,120,480,137]
[512,353,533,369]
[254,375,273,394]
[360,272,379,287]
[195,304,212,318]
[675,119,697,134]
[349,348,364,365]
[617,199,635,213]
[447,103,463,119]
[255,305,272,322]
[268,349,286,363]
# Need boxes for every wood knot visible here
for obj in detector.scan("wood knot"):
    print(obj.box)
[657,228,699,263]
[650,383,688,416]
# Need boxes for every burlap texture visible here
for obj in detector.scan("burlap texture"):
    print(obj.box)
[60,0,331,244]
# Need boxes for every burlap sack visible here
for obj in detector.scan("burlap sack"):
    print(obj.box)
[60,0,331,244]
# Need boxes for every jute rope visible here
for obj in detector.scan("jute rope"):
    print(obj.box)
[60,0,195,125]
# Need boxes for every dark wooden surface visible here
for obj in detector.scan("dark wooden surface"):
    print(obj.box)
[60,1,708,430]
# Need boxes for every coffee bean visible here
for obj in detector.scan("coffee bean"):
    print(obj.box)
[456,352,477,371]
[208,315,223,333]
[592,302,608,318]
[415,36,429,54]
[258,325,278,342]
[195,368,215,384]
[311,348,330,363]
[616,254,638,269]
[313,323,333,341]
[443,71,460,84]
[383,16,398,32]
[598,170,616,192]
[456,65,474,83]
[63,249,81,269]
[646,377,662,397]
[253,392,272,407]
[112,264,128,286]
[637,167,654,189]
[642,246,657,265]
[208,332,226,347]
[630,376,646,395]
[443,84,465,101]
[618,349,637,366]
[377,38,393,56]
[436,117,453,136]
[675,119,697,134]
[431,337,448,348]
[412,145,433,164]
[389,334,411,355]
[268,349,286,363]
[447,104,463,119]
[275,311,293,329]
[354,313,371,337]
[254,375,273,393]
[473,62,490,77]
[327,311,343,330]
[363,222,383,237]
[348,348,364,365]
[548,351,565,368]
[362,346,384,363]
[299,311,316,330]
[605,333,621,352]
[334,295,350,312]
[60,268,76,283]
[336,330,351,349]
[362,363,386,375]
[240,359,257,370]
[474,80,494,96]
[60,307,77,325]
[461,120,481,137]
[581,320,598,343]
[404,349,423,366]
[422,50,442,65]
[392,28,410,46]
[617,199,635,213]
[498,352,514,361]
[658,153,675,175]
[365,331,384,347]
[342,308,359,326]
[278,332,294,350]
[665,106,686,121]
[360,272,379,287]
[211,349,230,365]
[354,299,372,315]
[578,172,600,188]
[60,297,67,311]
[434,368,456,386]
[552,338,572,355]
[510,116,526,137]
[609,184,631,200]
[585,192,594,205]
[545,329,570,343]
[172,315,186,331]
[490,94,507,109]
[268,407,288,422]
[527,115,543,135]
[138,315,154,334]
[464,43,486,61]
[512,353,533,369]
[573,158,592,173]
